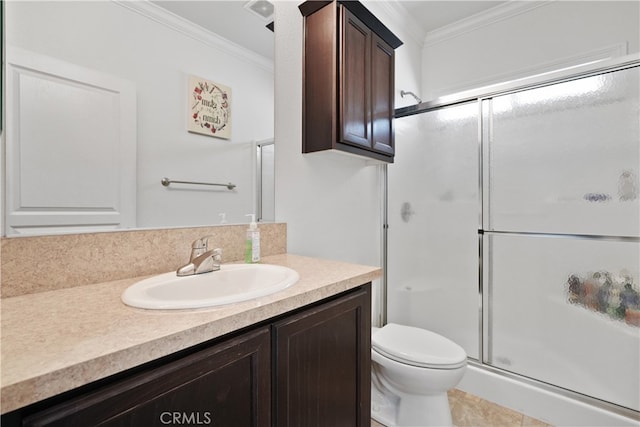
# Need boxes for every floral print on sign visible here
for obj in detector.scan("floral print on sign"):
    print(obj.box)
[188,76,231,139]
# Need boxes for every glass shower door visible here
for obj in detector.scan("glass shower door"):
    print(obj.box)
[483,65,640,411]
[388,102,480,359]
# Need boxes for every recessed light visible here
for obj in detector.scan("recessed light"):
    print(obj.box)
[244,0,274,21]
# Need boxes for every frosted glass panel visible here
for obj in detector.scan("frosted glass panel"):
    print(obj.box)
[485,233,640,410]
[488,66,640,237]
[388,102,479,358]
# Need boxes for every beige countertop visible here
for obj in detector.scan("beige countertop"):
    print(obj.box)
[0,254,381,414]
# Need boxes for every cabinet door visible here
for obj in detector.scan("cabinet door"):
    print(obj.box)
[340,8,372,149]
[273,286,371,427]
[23,328,271,427]
[371,34,394,155]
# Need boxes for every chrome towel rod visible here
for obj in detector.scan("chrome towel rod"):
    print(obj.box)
[161,177,236,190]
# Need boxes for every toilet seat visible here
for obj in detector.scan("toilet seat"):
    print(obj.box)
[372,323,467,369]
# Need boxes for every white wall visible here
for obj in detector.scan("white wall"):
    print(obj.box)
[272,0,381,263]
[273,2,422,325]
[422,0,640,100]
[273,0,423,262]
[5,1,274,229]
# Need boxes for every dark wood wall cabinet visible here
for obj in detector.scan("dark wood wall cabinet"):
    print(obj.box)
[299,1,403,163]
[2,285,371,427]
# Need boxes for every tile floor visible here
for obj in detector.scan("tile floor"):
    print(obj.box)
[371,389,552,427]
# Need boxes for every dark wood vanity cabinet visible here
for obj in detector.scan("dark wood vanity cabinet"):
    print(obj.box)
[4,285,371,427]
[22,328,272,427]
[300,1,402,163]
[273,287,371,427]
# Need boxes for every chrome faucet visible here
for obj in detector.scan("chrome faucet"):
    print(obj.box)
[176,236,222,276]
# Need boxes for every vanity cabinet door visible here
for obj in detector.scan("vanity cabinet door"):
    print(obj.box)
[340,8,372,150]
[22,328,271,427]
[370,33,395,156]
[272,287,371,427]
[340,10,395,157]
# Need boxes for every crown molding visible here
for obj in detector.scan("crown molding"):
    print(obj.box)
[424,1,554,47]
[112,0,274,73]
[364,0,427,48]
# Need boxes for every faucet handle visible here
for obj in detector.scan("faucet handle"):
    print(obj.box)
[202,235,216,249]
[190,235,214,261]
[191,237,206,249]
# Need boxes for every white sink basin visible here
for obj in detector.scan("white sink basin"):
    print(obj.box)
[122,264,299,310]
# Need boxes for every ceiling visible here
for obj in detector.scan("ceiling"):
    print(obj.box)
[396,1,506,34]
[152,1,508,60]
[152,1,276,60]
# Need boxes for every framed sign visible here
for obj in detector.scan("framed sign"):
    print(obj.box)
[188,75,231,139]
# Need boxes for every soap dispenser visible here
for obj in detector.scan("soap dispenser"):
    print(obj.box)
[245,214,261,263]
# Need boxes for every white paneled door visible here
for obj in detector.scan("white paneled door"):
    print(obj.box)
[5,48,136,235]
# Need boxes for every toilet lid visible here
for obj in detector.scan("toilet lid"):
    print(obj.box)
[372,323,467,369]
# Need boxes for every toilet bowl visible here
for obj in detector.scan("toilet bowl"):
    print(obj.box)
[371,323,467,427]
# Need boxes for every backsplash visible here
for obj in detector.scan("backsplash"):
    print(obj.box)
[1,223,287,298]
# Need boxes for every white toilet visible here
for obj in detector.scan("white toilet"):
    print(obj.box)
[371,323,467,427]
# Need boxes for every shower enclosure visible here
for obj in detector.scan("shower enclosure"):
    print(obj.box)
[386,57,640,419]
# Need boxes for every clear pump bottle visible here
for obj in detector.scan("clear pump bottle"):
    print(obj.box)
[245,214,260,263]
